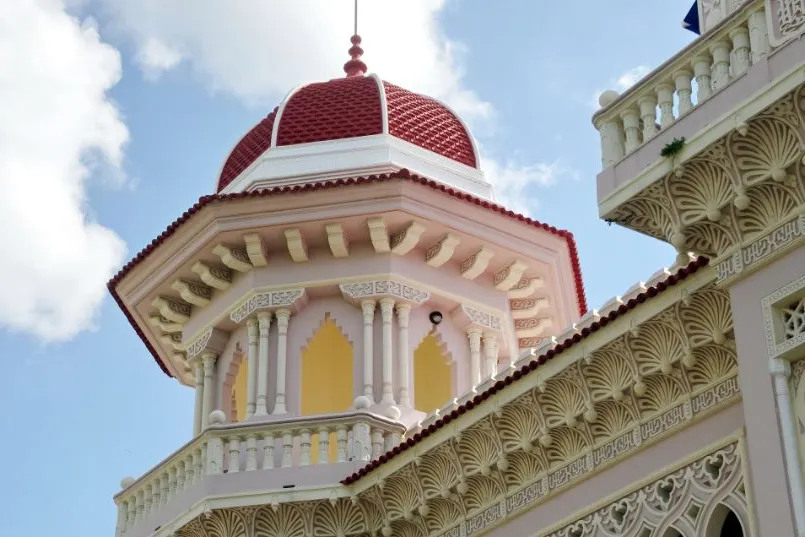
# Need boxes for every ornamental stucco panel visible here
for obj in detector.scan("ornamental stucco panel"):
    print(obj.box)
[767,0,805,45]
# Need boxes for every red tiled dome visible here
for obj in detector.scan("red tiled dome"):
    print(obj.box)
[216,75,478,192]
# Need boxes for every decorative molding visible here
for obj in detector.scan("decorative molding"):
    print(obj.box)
[390,221,426,255]
[212,244,253,273]
[766,0,805,46]
[514,317,553,338]
[508,277,544,299]
[460,247,494,280]
[510,298,550,319]
[191,262,232,291]
[494,261,528,291]
[186,328,230,359]
[340,280,430,305]
[229,289,306,324]
[149,315,183,334]
[762,273,805,359]
[539,439,748,537]
[426,233,461,268]
[161,333,185,352]
[171,280,213,307]
[284,228,308,263]
[325,223,349,258]
[243,234,268,267]
[367,217,391,253]
[151,296,191,324]
[714,213,805,283]
[454,304,503,332]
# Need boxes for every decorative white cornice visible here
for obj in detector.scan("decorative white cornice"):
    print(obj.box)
[149,315,183,334]
[455,304,503,332]
[229,289,306,324]
[339,279,429,305]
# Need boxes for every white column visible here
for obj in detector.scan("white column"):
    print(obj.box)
[193,359,204,436]
[482,334,497,379]
[274,308,290,415]
[770,358,805,537]
[246,318,258,418]
[468,327,482,387]
[379,297,396,404]
[361,300,376,400]
[201,352,216,430]
[256,311,271,416]
[396,303,412,408]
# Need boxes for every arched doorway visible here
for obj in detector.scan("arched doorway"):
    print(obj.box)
[413,331,453,414]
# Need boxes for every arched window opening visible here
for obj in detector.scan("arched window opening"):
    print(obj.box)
[720,510,743,537]
[705,504,744,537]
[230,352,248,422]
[413,331,453,414]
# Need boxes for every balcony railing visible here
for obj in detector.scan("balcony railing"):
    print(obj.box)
[114,410,406,537]
[593,0,771,169]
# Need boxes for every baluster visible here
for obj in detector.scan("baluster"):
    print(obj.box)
[300,429,312,466]
[160,474,169,506]
[674,69,694,115]
[336,426,348,463]
[637,95,658,142]
[176,462,186,493]
[116,501,127,537]
[384,431,401,451]
[748,8,769,62]
[245,434,258,471]
[262,433,275,469]
[710,40,731,91]
[318,426,330,464]
[227,436,241,473]
[282,433,294,467]
[167,467,177,502]
[126,498,136,529]
[693,54,713,102]
[143,484,153,516]
[135,490,144,522]
[730,26,751,76]
[183,457,193,488]
[151,482,161,512]
[371,428,384,459]
[206,437,224,475]
[656,83,675,128]
[193,449,203,483]
[619,108,641,153]
[352,421,372,462]
[598,117,625,168]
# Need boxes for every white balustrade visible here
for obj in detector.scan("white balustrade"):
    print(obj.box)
[594,0,770,168]
[114,411,405,535]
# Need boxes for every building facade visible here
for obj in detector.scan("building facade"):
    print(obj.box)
[111,3,805,537]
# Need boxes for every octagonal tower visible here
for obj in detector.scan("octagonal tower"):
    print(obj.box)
[110,35,586,537]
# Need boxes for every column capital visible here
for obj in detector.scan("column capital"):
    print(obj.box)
[396,302,412,314]
[770,357,792,378]
[257,311,272,330]
[467,326,484,337]
[202,352,217,375]
[275,308,291,322]
[379,297,396,315]
[246,316,258,328]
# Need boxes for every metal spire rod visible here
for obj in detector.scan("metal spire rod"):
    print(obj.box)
[354,0,358,35]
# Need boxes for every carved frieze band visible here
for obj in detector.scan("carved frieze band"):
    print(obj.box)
[438,377,741,537]
[230,289,305,324]
[185,328,229,359]
[340,280,430,305]
[714,212,805,283]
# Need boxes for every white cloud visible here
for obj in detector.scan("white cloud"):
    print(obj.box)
[0,0,128,341]
[591,65,651,109]
[94,0,561,210]
[482,157,572,215]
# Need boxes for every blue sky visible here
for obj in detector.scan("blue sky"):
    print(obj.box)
[0,1,696,536]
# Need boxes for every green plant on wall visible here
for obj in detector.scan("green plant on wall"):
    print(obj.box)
[660,137,686,158]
